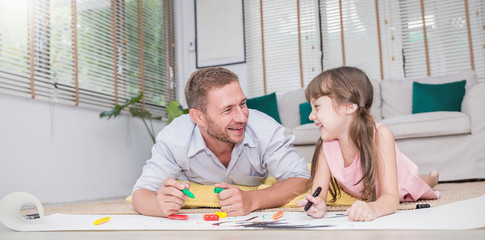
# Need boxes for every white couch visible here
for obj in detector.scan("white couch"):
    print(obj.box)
[277,70,485,181]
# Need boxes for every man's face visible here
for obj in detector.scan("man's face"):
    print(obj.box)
[202,81,249,145]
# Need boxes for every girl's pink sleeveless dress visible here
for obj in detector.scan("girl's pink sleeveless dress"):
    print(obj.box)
[323,124,440,202]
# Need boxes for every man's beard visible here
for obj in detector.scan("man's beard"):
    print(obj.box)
[206,116,245,145]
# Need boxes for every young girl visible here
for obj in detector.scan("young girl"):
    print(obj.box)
[296,66,440,221]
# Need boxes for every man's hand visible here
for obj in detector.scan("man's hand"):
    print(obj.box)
[346,200,377,221]
[214,182,254,217]
[156,178,190,217]
[296,194,327,218]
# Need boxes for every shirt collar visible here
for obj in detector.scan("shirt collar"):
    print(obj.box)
[187,125,207,158]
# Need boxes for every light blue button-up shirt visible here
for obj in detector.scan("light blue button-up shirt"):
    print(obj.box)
[133,109,310,193]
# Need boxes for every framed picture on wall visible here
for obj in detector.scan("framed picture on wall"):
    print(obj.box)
[195,0,246,68]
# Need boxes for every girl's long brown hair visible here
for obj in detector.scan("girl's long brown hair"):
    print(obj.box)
[305,66,377,202]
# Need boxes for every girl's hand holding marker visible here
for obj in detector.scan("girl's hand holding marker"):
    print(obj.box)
[297,186,327,218]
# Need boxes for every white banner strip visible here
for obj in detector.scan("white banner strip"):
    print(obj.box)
[1,192,484,231]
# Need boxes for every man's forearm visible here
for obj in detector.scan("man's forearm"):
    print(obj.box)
[132,189,164,217]
[249,177,308,210]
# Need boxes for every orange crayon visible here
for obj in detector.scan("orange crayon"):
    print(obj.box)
[273,210,284,220]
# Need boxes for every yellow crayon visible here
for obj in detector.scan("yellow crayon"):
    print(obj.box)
[94,216,111,225]
[215,211,227,218]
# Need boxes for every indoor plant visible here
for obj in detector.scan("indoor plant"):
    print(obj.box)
[100,92,188,143]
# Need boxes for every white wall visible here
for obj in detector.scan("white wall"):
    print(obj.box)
[0,93,164,204]
[175,0,248,107]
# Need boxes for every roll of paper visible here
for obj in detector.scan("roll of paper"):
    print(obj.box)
[0,192,44,231]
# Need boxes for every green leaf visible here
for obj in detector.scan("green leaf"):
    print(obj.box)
[100,105,123,119]
[126,92,143,106]
[129,107,152,119]
[119,92,143,108]
[100,93,143,120]
[167,100,188,124]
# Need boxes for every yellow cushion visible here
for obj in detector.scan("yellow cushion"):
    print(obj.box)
[126,164,358,208]
[182,177,357,209]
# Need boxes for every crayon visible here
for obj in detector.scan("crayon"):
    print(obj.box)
[273,210,284,220]
[182,188,195,198]
[203,214,219,221]
[168,214,189,220]
[93,216,110,225]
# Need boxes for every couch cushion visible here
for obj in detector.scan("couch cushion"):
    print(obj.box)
[381,69,477,119]
[277,88,307,130]
[246,92,281,123]
[412,80,466,114]
[299,102,313,125]
[369,78,382,121]
[292,123,321,145]
[381,111,471,140]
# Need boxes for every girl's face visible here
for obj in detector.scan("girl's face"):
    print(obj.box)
[309,95,349,141]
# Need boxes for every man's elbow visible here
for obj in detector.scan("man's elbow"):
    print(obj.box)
[131,188,156,215]
[131,189,144,214]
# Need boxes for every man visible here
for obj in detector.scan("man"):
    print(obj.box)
[132,67,309,217]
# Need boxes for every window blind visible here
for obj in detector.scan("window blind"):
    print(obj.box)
[318,0,485,80]
[0,0,175,115]
[468,0,485,80]
[320,0,343,70]
[320,0,402,80]
[0,1,31,98]
[344,0,381,80]
[397,0,485,78]
[378,0,405,79]
[244,0,321,97]
[398,0,429,77]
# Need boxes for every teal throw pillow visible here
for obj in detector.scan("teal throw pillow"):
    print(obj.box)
[246,92,281,123]
[299,102,313,125]
[412,80,466,114]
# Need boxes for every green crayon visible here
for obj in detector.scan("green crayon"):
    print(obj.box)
[182,188,195,198]
[214,187,225,194]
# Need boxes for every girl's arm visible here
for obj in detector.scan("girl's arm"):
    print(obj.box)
[347,125,400,221]
[297,149,332,218]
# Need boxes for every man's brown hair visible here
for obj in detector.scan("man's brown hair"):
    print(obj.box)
[184,67,239,112]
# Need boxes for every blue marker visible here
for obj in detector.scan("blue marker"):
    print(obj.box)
[304,186,322,211]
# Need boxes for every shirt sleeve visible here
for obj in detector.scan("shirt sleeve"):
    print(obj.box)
[132,137,182,193]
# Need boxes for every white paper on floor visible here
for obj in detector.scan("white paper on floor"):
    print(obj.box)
[1,192,484,231]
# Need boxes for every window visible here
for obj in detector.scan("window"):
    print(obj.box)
[320,0,385,80]
[398,0,485,79]
[244,0,321,97]
[244,0,485,91]
[0,0,175,114]
[319,0,485,80]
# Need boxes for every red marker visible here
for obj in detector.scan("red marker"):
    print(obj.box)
[168,214,189,220]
